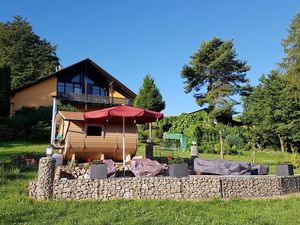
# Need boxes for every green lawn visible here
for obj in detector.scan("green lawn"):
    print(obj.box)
[1,141,300,225]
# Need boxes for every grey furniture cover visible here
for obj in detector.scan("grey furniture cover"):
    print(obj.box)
[194,158,269,175]
[104,159,116,178]
[131,158,162,177]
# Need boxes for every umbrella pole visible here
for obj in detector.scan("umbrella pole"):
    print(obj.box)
[122,116,125,169]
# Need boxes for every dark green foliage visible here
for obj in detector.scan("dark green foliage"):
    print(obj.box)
[0,16,59,90]
[242,71,300,152]
[9,106,52,141]
[280,13,300,93]
[136,125,149,142]
[57,103,79,112]
[168,111,213,145]
[0,123,13,141]
[13,104,77,141]
[226,127,247,151]
[181,37,251,119]
[164,110,247,154]
[0,103,79,142]
[30,121,51,141]
[200,143,218,154]
[0,65,11,117]
[134,75,165,112]
[155,116,177,141]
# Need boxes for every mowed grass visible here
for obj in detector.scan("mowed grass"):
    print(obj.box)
[1,142,300,224]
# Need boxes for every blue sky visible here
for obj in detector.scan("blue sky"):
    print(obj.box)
[1,0,299,115]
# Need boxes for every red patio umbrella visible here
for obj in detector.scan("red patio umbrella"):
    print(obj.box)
[84,105,164,167]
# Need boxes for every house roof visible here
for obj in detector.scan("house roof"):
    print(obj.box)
[58,111,84,121]
[12,58,136,98]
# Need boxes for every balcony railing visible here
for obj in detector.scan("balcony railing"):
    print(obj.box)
[57,92,134,106]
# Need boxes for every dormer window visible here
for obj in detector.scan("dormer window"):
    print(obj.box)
[71,74,81,83]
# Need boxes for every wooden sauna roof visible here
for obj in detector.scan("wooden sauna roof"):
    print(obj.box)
[58,111,84,121]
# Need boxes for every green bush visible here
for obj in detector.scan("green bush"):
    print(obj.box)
[9,106,51,141]
[137,125,149,142]
[279,153,300,169]
[0,123,13,141]
[226,133,246,151]
[29,121,51,141]
[58,103,79,112]
[200,143,217,154]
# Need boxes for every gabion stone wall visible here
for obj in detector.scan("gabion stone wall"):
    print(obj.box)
[35,157,55,200]
[51,176,221,200]
[29,158,300,201]
[220,176,281,198]
[280,176,300,194]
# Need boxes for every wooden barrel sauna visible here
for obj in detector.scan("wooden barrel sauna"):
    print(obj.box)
[54,111,138,162]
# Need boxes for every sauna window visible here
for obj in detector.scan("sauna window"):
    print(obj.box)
[86,126,102,136]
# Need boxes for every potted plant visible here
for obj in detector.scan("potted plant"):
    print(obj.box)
[90,160,107,179]
[168,156,189,177]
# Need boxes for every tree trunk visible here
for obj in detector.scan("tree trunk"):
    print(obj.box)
[220,130,224,159]
[278,135,285,152]
[290,143,297,154]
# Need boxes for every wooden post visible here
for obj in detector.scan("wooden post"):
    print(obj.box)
[122,116,125,168]
[149,123,152,141]
[220,130,224,159]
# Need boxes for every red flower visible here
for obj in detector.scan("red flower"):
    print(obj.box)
[86,157,93,163]
[167,155,173,161]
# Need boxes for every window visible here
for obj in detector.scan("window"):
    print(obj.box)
[74,84,82,93]
[100,88,107,96]
[86,126,102,136]
[84,76,94,84]
[65,83,73,93]
[58,82,64,92]
[92,86,100,96]
[71,74,81,83]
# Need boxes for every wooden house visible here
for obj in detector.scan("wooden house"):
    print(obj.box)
[10,58,136,115]
[54,111,138,161]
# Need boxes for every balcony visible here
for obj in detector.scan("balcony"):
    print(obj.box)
[57,92,134,106]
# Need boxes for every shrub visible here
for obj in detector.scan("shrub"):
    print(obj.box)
[8,106,51,141]
[200,143,217,154]
[278,153,300,169]
[0,123,13,141]
[11,152,43,168]
[137,125,149,142]
[29,121,51,141]
[226,133,245,151]
[58,103,79,112]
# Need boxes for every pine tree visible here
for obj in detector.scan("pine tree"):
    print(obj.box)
[280,13,300,100]
[134,75,165,112]
[181,37,251,119]
[0,16,59,90]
